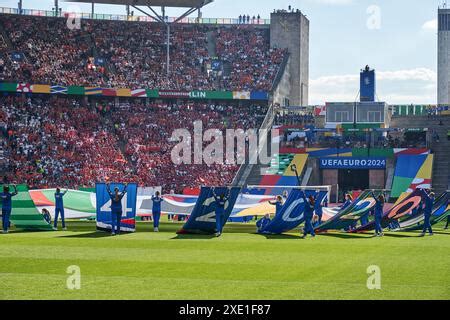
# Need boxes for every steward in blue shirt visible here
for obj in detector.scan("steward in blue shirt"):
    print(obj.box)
[420,191,435,236]
[1,185,18,233]
[53,187,68,230]
[107,183,128,235]
[151,191,164,232]
[213,188,230,237]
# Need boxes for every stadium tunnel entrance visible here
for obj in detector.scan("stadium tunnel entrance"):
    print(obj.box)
[338,169,369,192]
[319,157,387,201]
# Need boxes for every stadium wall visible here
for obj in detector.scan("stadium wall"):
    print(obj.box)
[271,55,292,106]
[270,11,309,106]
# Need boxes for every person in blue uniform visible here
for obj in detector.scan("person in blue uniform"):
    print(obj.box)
[269,195,284,215]
[256,213,271,234]
[420,191,435,236]
[301,193,316,238]
[151,191,164,232]
[314,195,325,227]
[1,185,18,234]
[53,187,68,230]
[213,188,230,237]
[107,183,128,236]
[42,208,52,225]
[371,191,385,237]
[341,194,353,210]
[360,213,369,227]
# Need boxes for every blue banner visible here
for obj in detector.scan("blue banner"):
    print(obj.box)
[319,157,386,170]
[360,69,375,102]
[261,189,328,234]
[178,186,241,234]
[96,183,138,232]
[211,60,222,71]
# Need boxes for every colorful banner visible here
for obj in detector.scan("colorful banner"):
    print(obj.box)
[391,154,433,197]
[316,190,375,232]
[0,82,266,100]
[9,185,53,231]
[95,183,138,232]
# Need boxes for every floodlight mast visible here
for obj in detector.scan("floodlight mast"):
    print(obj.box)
[131,1,209,77]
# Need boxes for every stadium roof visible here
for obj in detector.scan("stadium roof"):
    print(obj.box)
[67,0,213,8]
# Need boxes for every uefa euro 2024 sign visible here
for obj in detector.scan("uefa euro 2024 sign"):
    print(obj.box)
[319,157,386,170]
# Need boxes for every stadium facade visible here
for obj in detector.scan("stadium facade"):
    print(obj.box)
[270,10,309,107]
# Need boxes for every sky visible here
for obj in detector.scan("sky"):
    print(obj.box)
[1,0,444,104]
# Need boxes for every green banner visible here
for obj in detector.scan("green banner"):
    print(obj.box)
[146,89,159,98]
[9,185,53,231]
[0,82,18,92]
[190,91,234,100]
[67,86,85,95]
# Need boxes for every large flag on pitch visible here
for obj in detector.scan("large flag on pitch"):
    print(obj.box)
[178,186,241,234]
[96,183,138,232]
[261,189,328,234]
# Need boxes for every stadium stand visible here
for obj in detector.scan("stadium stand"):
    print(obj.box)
[0,13,287,91]
[0,95,267,192]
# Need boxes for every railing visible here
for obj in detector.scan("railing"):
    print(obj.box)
[0,7,271,25]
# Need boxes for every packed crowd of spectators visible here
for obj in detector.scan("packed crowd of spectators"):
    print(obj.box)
[0,95,267,192]
[216,25,287,91]
[0,13,287,92]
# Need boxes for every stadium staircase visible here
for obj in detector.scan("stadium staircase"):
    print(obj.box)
[390,115,450,194]
[207,30,216,57]
[232,104,275,187]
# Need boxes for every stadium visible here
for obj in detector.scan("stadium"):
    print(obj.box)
[0,0,449,302]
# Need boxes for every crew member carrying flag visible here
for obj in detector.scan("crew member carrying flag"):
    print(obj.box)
[151,191,164,232]
[420,190,435,237]
[1,185,18,234]
[53,187,69,230]
[213,188,230,237]
[301,192,316,238]
[371,191,385,237]
[107,183,128,236]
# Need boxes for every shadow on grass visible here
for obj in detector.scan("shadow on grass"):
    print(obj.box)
[317,232,373,239]
[57,231,114,238]
[427,230,450,235]
[171,234,216,240]
[382,232,421,238]
[8,229,55,234]
[257,233,300,240]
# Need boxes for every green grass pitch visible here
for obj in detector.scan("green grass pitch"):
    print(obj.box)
[1,219,449,300]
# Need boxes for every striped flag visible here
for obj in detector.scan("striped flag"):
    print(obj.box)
[131,89,147,97]
[51,85,68,94]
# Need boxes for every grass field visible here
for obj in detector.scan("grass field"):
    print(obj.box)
[1,219,449,300]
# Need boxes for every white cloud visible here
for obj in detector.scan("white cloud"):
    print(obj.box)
[309,68,437,105]
[422,19,437,32]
